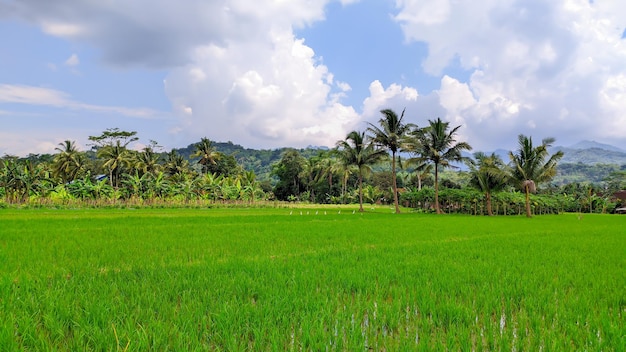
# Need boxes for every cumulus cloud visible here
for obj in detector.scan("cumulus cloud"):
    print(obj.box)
[2,0,365,149]
[362,80,418,118]
[164,28,360,148]
[393,0,626,150]
[1,0,330,68]
[3,0,626,154]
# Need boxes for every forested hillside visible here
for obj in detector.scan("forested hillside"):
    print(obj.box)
[174,140,626,185]
[2,127,625,215]
[173,141,329,180]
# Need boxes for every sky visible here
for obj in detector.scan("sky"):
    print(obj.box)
[1,0,626,156]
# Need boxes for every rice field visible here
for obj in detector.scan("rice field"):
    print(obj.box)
[0,207,624,350]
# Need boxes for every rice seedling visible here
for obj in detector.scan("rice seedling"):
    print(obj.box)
[0,208,624,350]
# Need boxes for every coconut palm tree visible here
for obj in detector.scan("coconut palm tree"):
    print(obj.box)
[52,140,85,184]
[134,146,161,176]
[467,152,508,216]
[164,150,190,181]
[98,140,131,188]
[337,161,356,204]
[311,151,344,201]
[300,155,323,202]
[192,137,220,174]
[367,108,414,213]
[411,117,472,214]
[337,130,387,212]
[402,157,433,190]
[508,134,563,217]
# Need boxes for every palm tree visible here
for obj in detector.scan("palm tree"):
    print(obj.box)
[467,152,508,216]
[403,158,433,190]
[98,140,131,188]
[300,155,323,202]
[411,117,472,214]
[52,140,85,184]
[316,152,342,196]
[134,146,161,176]
[164,150,190,181]
[367,108,414,213]
[192,137,220,174]
[337,130,387,212]
[508,135,563,217]
[337,161,356,204]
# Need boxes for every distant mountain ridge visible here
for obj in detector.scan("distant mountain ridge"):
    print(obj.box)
[174,140,626,184]
[568,140,624,152]
[552,144,626,165]
[488,141,626,166]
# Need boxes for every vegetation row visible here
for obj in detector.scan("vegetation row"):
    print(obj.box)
[2,109,625,216]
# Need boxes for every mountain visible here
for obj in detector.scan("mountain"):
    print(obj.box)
[171,139,626,184]
[492,141,626,185]
[484,142,626,166]
[568,140,624,152]
[552,146,626,165]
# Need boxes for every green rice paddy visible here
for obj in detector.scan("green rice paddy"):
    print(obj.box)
[1,207,624,350]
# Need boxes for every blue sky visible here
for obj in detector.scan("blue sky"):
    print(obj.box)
[1,0,626,156]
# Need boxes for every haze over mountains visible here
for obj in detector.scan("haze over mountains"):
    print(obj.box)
[567,140,624,153]
[490,140,626,166]
[175,139,625,184]
[193,139,626,168]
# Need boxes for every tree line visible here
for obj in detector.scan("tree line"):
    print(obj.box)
[2,110,625,216]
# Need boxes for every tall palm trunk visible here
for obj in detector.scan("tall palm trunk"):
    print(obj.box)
[358,174,364,212]
[434,163,442,214]
[342,172,348,204]
[525,184,532,218]
[486,192,493,216]
[391,151,400,214]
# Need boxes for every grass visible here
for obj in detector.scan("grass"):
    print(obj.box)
[0,207,624,350]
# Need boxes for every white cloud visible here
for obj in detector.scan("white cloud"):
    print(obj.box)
[0,129,83,157]
[3,0,331,68]
[392,0,626,150]
[64,53,79,66]
[362,80,418,118]
[3,0,366,148]
[0,84,163,119]
[3,0,626,153]
[336,81,352,92]
[41,21,84,37]
[394,0,451,26]
[164,26,360,148]
[437,76,475,114]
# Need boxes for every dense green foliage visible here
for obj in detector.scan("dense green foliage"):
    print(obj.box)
[1,208,624,350]
[509,135,564,217]
[1,123,625,213]
[367,108,414,213]
[336,130,386,212]
[404,117,472,214]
